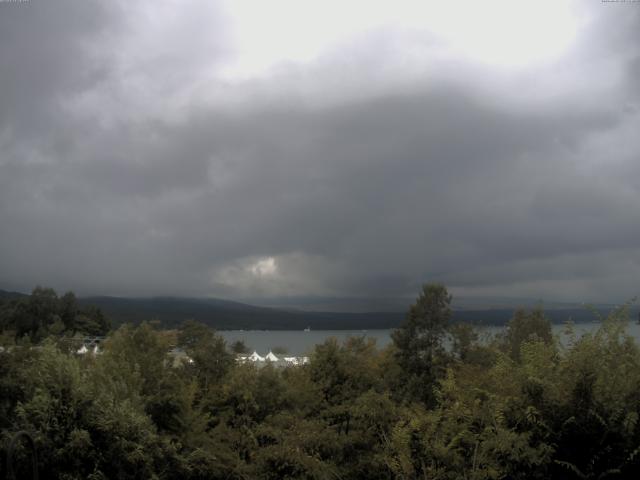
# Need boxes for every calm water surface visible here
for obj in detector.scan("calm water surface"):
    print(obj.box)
[219,322,640,356]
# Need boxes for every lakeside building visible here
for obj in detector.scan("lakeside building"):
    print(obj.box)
[74,343,310,368]
[237,350,310,367]
[75,336,105,355]
[76,344,101,355]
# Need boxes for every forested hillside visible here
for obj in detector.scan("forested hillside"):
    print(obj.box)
[1,284,640,479]
[2,288,625,331]
[78,295,405,330]
[80,294,630,329]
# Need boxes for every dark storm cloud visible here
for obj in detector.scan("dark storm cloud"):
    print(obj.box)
[1,0,639,303]
[0,0,116,134]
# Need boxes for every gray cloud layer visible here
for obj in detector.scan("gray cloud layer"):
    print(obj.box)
[1,0,639,303]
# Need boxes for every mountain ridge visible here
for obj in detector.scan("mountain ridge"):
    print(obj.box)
[2,289,635,330]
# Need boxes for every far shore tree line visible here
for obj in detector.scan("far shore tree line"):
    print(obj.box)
[0,283,639,478]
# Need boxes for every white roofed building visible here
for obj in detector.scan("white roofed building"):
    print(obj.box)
[236,351,309,368]
[265,351,279,362]
[248,351,265,362]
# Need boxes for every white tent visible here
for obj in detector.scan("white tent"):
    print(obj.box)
[265,351,279,362]
[248,351,265,362]
[77,345,89,354]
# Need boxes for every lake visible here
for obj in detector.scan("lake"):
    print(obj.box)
[219,321,640,356]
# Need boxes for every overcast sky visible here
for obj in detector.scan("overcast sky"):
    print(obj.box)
[1,0,639,304]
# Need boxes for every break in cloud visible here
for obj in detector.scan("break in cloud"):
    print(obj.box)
[0,0,639,305]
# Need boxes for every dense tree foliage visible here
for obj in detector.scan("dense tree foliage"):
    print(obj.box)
[0,287,110,342]
[391,283,452,405]
[1,284,640,478]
